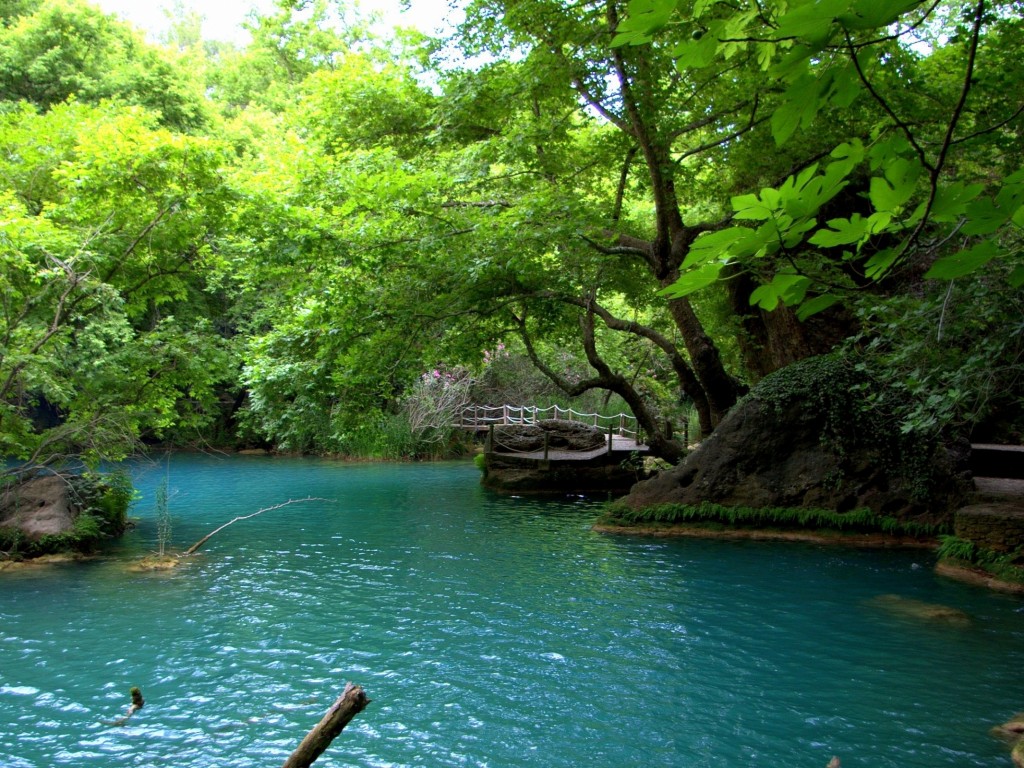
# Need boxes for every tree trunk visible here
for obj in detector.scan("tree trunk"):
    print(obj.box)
[282,683,370,768]
[727,270,856,380]
[664,294,742,426]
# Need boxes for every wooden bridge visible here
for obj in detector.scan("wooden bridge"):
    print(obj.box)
[455,404,650,460]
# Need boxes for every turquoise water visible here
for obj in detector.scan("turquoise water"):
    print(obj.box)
[1,456,1022,768]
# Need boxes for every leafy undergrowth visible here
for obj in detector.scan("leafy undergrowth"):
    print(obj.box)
[598,500,944,539]
[937,536,1024,586]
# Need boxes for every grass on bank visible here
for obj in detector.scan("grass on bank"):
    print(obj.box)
[937,535,1024,586]
[597,500,945,539]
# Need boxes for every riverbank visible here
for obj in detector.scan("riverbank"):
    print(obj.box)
[935,561,1024,595]
[592,521,940,548]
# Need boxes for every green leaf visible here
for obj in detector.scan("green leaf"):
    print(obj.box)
[673,26,720,69]
[1008,265,1024,289]
[869,158,922,211]
[771,73,821,145]
[750,273,812,311]
[864,246,900,279]
[732,187,781,220]
[830,139,865,168]
[684,226,750,267]
[826,63,861,108]
[929,182,984,222]
[837,0,923,31]
[796,293,841,320]
[774,0,846,44]
[809,214,869,247]
[611,0,676,46]
[659,262,726,298]
[924,240,1002,280]
[963,198,1012,236]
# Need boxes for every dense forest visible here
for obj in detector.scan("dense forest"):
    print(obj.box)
[1,0,1021,475]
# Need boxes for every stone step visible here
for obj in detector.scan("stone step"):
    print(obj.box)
[953,502,1024,553]
[970,443,1024,480]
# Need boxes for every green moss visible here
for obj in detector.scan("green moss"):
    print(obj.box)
[747,353,950,504]
[599,500,943,539]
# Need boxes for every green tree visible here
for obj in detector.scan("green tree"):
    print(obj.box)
[610,0,1023,313]
[0,100,237,473]
[0,0,208,130]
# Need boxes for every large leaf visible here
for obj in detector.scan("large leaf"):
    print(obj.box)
[659,262,726,298]
[796,293,841,320]
[868,158,922,212]
[809,214,869,247]
[611,0,677,46]
[683,226,751,267]
[774,0,846,45]
[837,0,924,31]
[749,273,811,311]
[1008,265,1024,289]
[771,73,821,145]
[924,241,1003,280]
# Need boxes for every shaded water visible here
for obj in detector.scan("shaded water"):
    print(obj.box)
[1,455,1022,767]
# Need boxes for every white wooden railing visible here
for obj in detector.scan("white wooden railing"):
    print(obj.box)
[455,404,640,440]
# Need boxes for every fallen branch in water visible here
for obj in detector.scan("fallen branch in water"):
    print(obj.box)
[105,686,144,726]
[282,683,370,768]
[182,497,333,557]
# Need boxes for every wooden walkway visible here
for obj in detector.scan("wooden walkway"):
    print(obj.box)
[490,434,649,461]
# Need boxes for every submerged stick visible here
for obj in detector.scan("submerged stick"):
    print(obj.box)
[181,497,333,557]
[282,683,370,768]
[105,686,144,726]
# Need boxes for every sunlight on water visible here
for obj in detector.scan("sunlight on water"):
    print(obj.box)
[1,455,1022,767]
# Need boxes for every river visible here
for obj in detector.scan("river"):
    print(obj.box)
[0,455,1021,767]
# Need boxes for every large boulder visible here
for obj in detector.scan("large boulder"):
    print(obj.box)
[492,420,607,453]
[622,355,973,525]
[0,475,76,539]
[0,472,132,557]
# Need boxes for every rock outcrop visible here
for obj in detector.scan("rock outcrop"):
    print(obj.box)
[621,355,973,525]
[0,472,131,557]
[0,475,76,540]
[490,420,608,453]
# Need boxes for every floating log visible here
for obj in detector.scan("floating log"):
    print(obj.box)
[282,683,370,768]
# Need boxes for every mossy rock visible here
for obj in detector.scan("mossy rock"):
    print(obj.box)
[622,354,972,528]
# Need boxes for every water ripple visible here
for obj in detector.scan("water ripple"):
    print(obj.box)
[0,458,1020,767]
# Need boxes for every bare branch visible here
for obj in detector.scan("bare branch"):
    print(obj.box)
[182,497,334,556]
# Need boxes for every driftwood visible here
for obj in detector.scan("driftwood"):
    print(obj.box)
[182,497,332,557]
[282,683,370,768]
[105,686,144,726]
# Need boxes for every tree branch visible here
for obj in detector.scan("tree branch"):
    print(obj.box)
[282,684,370,768]
[844,30,932,172]
[613,145,638,223]
[182,497,333,556]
